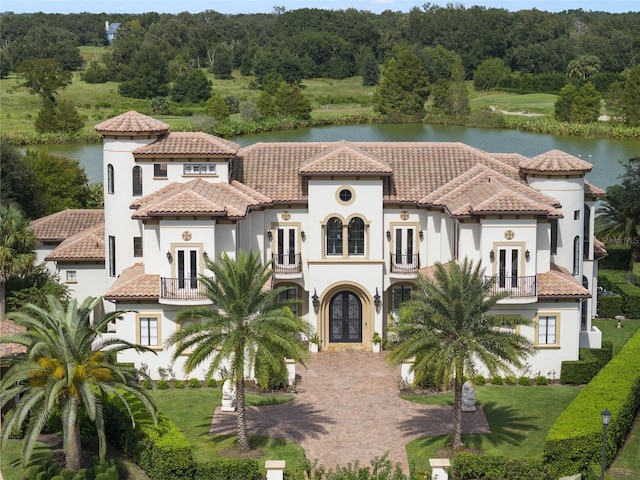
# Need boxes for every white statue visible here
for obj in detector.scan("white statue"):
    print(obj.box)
[221,379,237,412]
[461,380,476,412]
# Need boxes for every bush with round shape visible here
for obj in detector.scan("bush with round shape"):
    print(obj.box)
[490,375,503,385]
[535,375,549,386]
[518,376,531,386]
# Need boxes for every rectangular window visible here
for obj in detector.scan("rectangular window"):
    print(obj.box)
[537,315,558,345]
[550,219,558,255]
[574,210,580,220]
[133,237,143,257]
[66,270,77,282]
[154,163,167,178]
[108,236,116,277]
[183,163,216,175]
[277,286,299,317]
[391,285,412,320]
[139,316,159,347]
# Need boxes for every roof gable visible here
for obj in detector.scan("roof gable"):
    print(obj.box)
[299,141,392,176]
[133,132,240,158]
[31,209,104,242]
[46,223,105,261]
[95,110,169,135]
[521,149,593,175]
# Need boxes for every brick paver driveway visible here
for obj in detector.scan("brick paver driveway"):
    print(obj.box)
[209,350,490,472]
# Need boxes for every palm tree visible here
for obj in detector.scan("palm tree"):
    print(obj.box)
[0,296,157,471]
[0,202,36,319]
[166,250,312,451]
[595,158,640,271]
[387,258,534,450]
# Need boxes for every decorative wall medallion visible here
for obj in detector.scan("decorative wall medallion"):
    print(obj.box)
[182,231,192,241]
[504,230,515,240]
[400,211,409,220]
[282,211,291,221]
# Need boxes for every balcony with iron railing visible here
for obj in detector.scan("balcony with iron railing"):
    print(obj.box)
[272,253,302,274]
[160,277,212,301]
[484,275,537,299]
[390,254,420,274]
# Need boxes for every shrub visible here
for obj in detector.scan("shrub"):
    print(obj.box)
[36,472,50,480]
[95,474,109,480]
[544,328,640,477]
[104,395,195,480]
[560,343,613,385]
[60,470,75,480]
[173,379,184,389]
[518,376,531,386]
[157,379,169,389]
[194,459,261,480]
[535,375,548,386]
[206,377,218,388]
[142,379,153,390]
[28,465,44,480]
[473,375,486,385]
[188,378,202,388]
[490,375,503,385]
[451,453,553,480]
[598,294,624,318]
[504,375,517,385]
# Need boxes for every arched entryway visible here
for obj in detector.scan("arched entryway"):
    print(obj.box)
[328,291,362,343]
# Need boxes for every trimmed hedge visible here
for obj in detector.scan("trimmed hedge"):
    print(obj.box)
[598,247,630,271]
[597,294,623,318]
[544,329,640,477]
[560,342,613,385]
[450,453,553,480]
[194,459,261,480]
[599,270,640,319]
[104,395,195,480]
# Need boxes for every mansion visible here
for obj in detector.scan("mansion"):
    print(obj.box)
[31,110,607,379]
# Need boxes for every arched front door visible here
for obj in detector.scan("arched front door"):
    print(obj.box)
[329,291,362,343]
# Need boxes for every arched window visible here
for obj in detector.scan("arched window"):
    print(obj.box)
[583,204,591,259]
[573,236,580,276]
[107,164,114,194]
[581,276,589,330]
[348,217,365,255]
[326,217,342,256]
[132,166,142,196]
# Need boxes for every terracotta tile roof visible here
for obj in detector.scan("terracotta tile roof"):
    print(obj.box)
[299,141,393,176]
[419,164,562,218]
[418,261,452,279]
[593,238,608,259]
[133,132,240,158]
[95,111,169,135]
[234,142,527,204]
[520,150,593,175]
[491,153,528,170]
[584,179,606,198]
[105,263,159,301]
[537,264,591,299]
[31,209,104,242]
[46,224,104,262]
[131,179,270,219]
[0,318,27,357]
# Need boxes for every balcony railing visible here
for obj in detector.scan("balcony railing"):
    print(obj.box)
[484,275,537,298]
[160,277,211,300]
[272,253,302,274]
[390,254,420,273]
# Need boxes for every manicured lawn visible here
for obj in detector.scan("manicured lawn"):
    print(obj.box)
[404,384,583,474]
[594,318,640,356]
[470,91,556,116]
[610,413,640,479]
[0,440,52,480]
[151,387,307,473]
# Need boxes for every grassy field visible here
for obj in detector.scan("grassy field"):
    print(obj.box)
[470,91,556,116]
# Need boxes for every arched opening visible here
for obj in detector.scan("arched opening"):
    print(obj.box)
[328,291,362,343]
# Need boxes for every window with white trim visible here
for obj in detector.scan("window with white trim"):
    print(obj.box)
[348,217,365,255]
[277,285,299,317]
[154,163,167,178]
[66,270,77,282]
[139,316,159,347]
[108,235,116,277]
[133,237,143,257]
[573,236,580,276]
[107,164,114,194]
[391,285,412,322]
[132,166,142,196]
[183,163,216,175]
[326,217,343,256]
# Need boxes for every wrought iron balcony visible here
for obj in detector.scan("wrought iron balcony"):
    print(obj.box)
[160,277,211,300]
[272,253,302,274]
[484,275,537,298]
[390,254,420,273]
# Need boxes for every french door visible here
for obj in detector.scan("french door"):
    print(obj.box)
[394,227,416,269]
[498,247,519,289]
[177,248,199,291]
[275,227,298,269]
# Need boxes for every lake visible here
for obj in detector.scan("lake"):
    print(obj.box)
[34,124,639,190]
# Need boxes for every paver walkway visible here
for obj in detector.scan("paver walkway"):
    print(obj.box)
[210,350,490,471]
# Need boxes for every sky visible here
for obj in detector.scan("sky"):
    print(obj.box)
[2,0,638,15]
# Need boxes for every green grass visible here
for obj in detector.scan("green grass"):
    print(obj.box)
[0,440,52,480]
[611,414,640,480]
[470,91,556,116]
[594,319,640,355]
[403,384,583,474]
[151,387,307,473]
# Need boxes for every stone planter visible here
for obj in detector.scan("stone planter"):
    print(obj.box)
[309,342,319,353]
[372,343,381,353]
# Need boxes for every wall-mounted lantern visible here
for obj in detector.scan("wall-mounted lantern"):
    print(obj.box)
[489,250,495,262]
[386,230,391,241]
[525,249,530,261]
[312,289,319,311]
[267,230,272,240]
[374,288,381,310]
[166,251,173,263]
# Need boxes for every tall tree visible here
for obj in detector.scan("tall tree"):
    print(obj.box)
[360,47,379,87]
[554,83,577,122]
[567,55,601,80]
[0,143,45,219]
[621,65,640,127]
[595,157,640,271]
[473,57,511,91]
[16,58,72,103]
[0,296,157,470]
[274,83,312,120]
[373,47,430,118]
[387,259,533,449]
[166,251,312,451]
[571,82,602,124]
[0,203,36,319]
[171,68,212,104]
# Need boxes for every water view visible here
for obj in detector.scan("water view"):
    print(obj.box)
[38,124,639,190]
